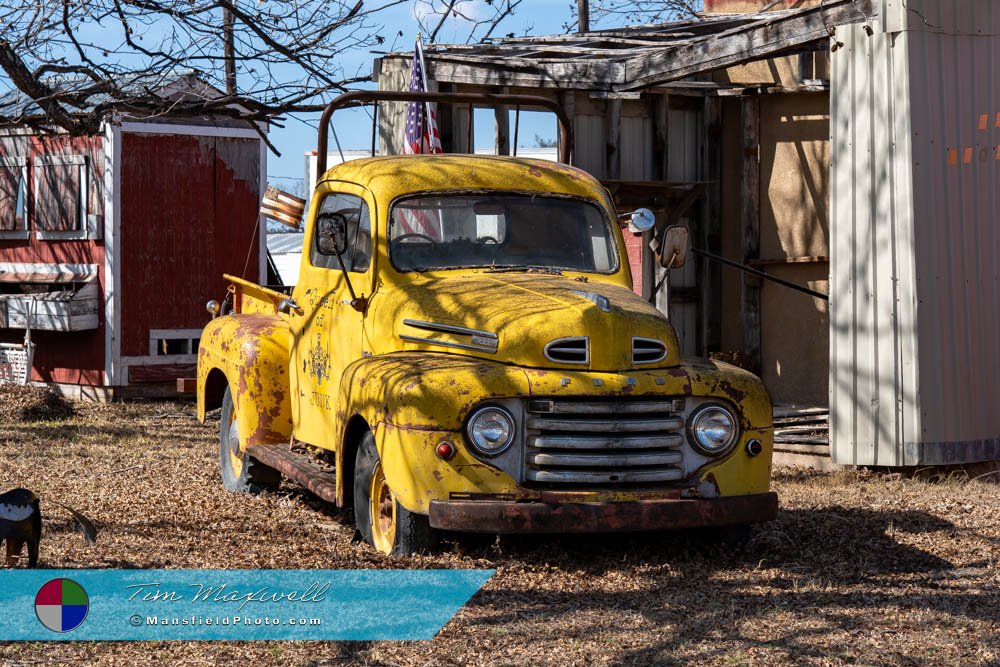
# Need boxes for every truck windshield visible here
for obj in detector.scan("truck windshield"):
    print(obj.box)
[388,194,618,273]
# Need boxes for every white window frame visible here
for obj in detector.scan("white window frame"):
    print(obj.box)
[148,328,203,358]
[0,156,28,240]
[34,154,98,240]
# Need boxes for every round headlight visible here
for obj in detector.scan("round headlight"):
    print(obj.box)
[466,406,515,455]
[689,404,738,456]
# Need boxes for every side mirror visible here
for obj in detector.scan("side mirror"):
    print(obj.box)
[622,207,656,233]
[316,212,347,256]
[659,225,689,269]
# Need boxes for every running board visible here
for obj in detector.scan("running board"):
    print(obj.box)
[246,444,338,504]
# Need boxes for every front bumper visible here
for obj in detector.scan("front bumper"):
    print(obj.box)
[428,492,778,533]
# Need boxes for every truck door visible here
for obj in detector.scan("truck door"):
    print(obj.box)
[289,184,375,447]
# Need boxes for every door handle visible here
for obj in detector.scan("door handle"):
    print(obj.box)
[277,298,303,315]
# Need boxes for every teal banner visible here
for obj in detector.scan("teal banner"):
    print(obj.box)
[0,569,493,640]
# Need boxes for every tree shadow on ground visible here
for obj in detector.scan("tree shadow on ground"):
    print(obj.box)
[457,506,993,665]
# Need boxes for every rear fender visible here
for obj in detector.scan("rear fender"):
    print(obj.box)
[197,314,293,449]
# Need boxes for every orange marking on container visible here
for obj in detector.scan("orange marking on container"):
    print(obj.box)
[980,114,989,130]
[964,147,974,164]
[995,112,1000,128]
[996,145,1000,161]
[948,148,959,166]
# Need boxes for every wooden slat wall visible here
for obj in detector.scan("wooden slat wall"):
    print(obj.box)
[119,133,260,359]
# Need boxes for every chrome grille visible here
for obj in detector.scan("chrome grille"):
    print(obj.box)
[524,397,687,485]
[544,337,589,365]
[632,337,668,364]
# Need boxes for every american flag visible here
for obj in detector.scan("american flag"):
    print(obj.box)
[399,36,443,239]
[404,37,443,155]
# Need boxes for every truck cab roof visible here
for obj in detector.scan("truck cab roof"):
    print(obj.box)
[318,155,608,204]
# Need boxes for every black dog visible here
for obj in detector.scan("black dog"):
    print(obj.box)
[0,489,98,568]
[0,488,41,567]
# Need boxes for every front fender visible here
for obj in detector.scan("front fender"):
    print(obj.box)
[334,353,530,511]
[197,314,293,449]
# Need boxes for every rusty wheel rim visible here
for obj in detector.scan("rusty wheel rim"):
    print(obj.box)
[226,402,244,478]
[369,461,395,554]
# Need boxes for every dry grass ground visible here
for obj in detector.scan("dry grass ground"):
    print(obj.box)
[1,399,999,666]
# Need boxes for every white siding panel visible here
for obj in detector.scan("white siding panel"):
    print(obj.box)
[830,23,918,466]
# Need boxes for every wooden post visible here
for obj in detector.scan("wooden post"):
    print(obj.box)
[558,91,575,164]
[702,96,722,355]
[646,92,670,303]
[740,96,761,374]
[606,97,621,180]
[437,83,454,152]
[577,0,590,32]
[652,93,670,181]
[495,86,510,156]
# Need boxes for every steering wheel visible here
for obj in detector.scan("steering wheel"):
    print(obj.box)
[394,232,438,244]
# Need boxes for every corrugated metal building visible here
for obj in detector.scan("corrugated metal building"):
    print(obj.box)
[0,75,265,398]
[830,0,1000,465]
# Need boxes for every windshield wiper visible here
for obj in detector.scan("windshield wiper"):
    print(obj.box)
[484,265,563,275]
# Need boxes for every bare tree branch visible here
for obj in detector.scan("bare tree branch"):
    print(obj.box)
[428,0,459,42]
[564,0,703,31]
[0,0,407,139]
[415,0,527,44]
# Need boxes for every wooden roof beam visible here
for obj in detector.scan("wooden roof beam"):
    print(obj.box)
[616,0,875,91]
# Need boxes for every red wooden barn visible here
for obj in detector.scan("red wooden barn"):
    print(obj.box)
[0,75,265,399]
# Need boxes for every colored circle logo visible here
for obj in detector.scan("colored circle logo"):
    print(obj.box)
[35,578,89,633]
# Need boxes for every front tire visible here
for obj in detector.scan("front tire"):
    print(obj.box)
[219,386,280,494]
[353,432,437,556]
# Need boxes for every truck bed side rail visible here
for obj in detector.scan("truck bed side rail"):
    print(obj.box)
[223,274,290,315]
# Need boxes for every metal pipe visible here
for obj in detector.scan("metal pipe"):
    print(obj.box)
[317,90,574,177]
[691,248,829,301]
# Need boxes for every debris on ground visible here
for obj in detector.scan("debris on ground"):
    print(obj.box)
[1,401,999,666]
[0,385,75,423]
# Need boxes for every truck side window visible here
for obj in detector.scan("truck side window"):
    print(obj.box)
[310,192,372,272]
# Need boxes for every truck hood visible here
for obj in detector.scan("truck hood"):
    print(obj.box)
[375,273,681,371]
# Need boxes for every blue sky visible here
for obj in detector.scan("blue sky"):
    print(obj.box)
[267,0,578,184]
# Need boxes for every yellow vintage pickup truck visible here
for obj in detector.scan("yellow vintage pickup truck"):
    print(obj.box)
[196,93,777,556]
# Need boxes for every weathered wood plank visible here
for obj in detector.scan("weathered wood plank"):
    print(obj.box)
[772,405,830,418]
[740,96,761,375]
[495,86,510,156]
[774,435,830,448]
[651,93,669,181]
[617,0,875,90]
[702,95,722,355]
[427,57,624,90]
[606,97,621,180]
[558,90,575,165]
